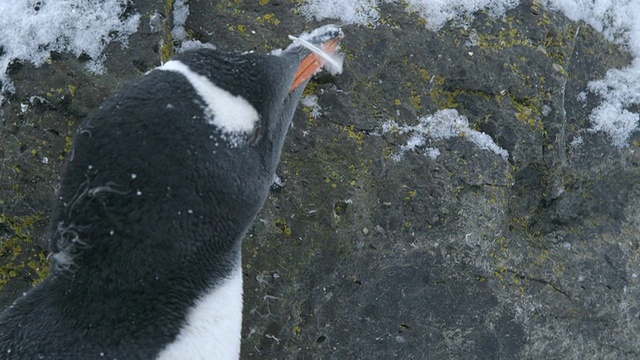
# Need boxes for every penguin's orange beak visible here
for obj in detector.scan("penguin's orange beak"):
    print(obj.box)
[290,38,342,92]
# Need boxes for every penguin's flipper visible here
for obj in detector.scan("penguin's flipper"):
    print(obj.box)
[289,25,344,91]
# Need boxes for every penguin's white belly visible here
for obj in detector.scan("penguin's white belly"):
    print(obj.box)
[156,264,243,360]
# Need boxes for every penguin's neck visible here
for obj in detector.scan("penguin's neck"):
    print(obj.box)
[156,260,244,359]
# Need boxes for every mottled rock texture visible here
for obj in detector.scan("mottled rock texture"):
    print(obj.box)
[1,1,638,359]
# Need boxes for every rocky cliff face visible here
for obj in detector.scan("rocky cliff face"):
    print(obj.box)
[1,1,639,358]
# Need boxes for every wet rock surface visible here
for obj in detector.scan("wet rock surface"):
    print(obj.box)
[1,1,639,358]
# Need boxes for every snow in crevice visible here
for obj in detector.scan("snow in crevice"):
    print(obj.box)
[382,109,509,161]
[540,0,640,148]
[170,0,216,53]
[586,57,640,147]
[171,0,190,42]
[0,0,140,104]
[298,0,395,26]
[302,95,323,119]
[299,0,519,29]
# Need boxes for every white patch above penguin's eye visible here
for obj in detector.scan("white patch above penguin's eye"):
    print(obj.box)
[157,61,260,135]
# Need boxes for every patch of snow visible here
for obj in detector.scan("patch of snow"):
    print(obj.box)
[178,40,217,53]
[541,0,638,49]
[272,174,284,189]
[299,0,519,29]
[169,0,216,53]
[427,147,441,159]
[576,91,587,103]
[541,0,640,148]
[570,136,583,147]
[587,101,639,147]
[149,10,163,33]
[299,0,393,25]
[171,0,190,42]
[302,95,323,119]
[404,0,519,31]
[86,54,107,75]
[0,0,140,104]
[585,58,640,147]
[465,29,480,47]
[383,109,509,161]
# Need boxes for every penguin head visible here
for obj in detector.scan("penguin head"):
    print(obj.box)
[166,24,344,170]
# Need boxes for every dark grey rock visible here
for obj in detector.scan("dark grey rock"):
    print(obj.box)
[1,1,639,358]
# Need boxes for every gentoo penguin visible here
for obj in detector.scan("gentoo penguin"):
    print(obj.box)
[0,25,344,359]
